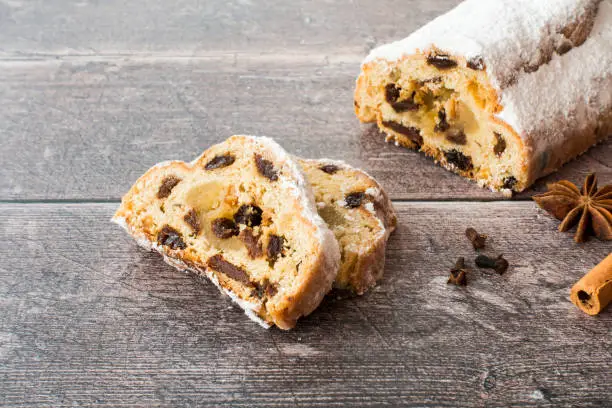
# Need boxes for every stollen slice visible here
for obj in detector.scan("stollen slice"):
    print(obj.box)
[113,135,340,330]
[299,159,397,295]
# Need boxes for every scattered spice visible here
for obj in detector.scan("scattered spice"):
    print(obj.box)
[465,227,487,249]
[532,173,612,243]
[475,254,509,275]
[448,257,468,286]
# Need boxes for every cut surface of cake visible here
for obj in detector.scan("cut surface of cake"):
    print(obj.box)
[299,159,397,295]
[113,136,340,329]
[355,0,612,193]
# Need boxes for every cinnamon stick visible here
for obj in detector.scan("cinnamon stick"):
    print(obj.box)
[570,253,612,316]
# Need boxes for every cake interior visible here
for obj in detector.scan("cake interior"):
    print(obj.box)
[115,139,325,326]
[356,52,526,192]
[300,160,391,294]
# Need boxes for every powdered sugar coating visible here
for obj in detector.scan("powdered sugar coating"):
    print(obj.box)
[365,0,603,87]
[364,0,611,150]
[497,1,612,159]
[249,137,339,261]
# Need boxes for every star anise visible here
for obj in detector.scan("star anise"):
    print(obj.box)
[533,173,612,243]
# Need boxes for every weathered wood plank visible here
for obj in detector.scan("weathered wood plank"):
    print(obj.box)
[1,59,610,201]
[0,203,610,406]
[0,0,460,57]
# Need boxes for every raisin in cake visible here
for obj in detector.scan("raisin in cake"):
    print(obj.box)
[113,136,340,330]
[299,159,397,295]
[355,0,612,193]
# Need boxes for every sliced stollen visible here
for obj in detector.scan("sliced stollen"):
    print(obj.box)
[299,159,397,295]
[113,135,340,330]
[355,0,612,193]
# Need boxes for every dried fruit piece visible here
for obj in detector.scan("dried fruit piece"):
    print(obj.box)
[254,154,278,181]
[494,133,506,157]
[427,54,458,69]
[434,109,450,133]
[467,56,485,70]
[234,204,263,228]
[382,121,423,145]
[157,225,187,250]
[207,254,250,285]
[503,176,518,190]
[465,227,487,249]
[392,93,420,112]
[385,83,401,103]
[532,173,612,242]
[421,76,442,84]
[344,192,366,209]
[254,279,278,299]
[265,282,278,297]
[267,235,286,265]
[319,164,340,174]
[157,176,181,199]
[211,218,239,239]
[384,84,419,112]
[183,209,201,235]
[444,149,473,171]
[240,228,263,258]
[448,257,468,286]
[475,254,509,275]
[205,154,235,170]
[446,129,467,145]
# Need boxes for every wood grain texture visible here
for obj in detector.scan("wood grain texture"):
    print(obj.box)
[1,1,611,406]
[1,59,610,201]
[1,203,610,407]
[0,0,460,57]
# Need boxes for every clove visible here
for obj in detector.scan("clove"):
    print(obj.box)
[465,227,487,249]
[475,254,509,275]
[448,257,468,286]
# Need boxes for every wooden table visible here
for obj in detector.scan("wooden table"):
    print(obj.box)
[1,1,610,406]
